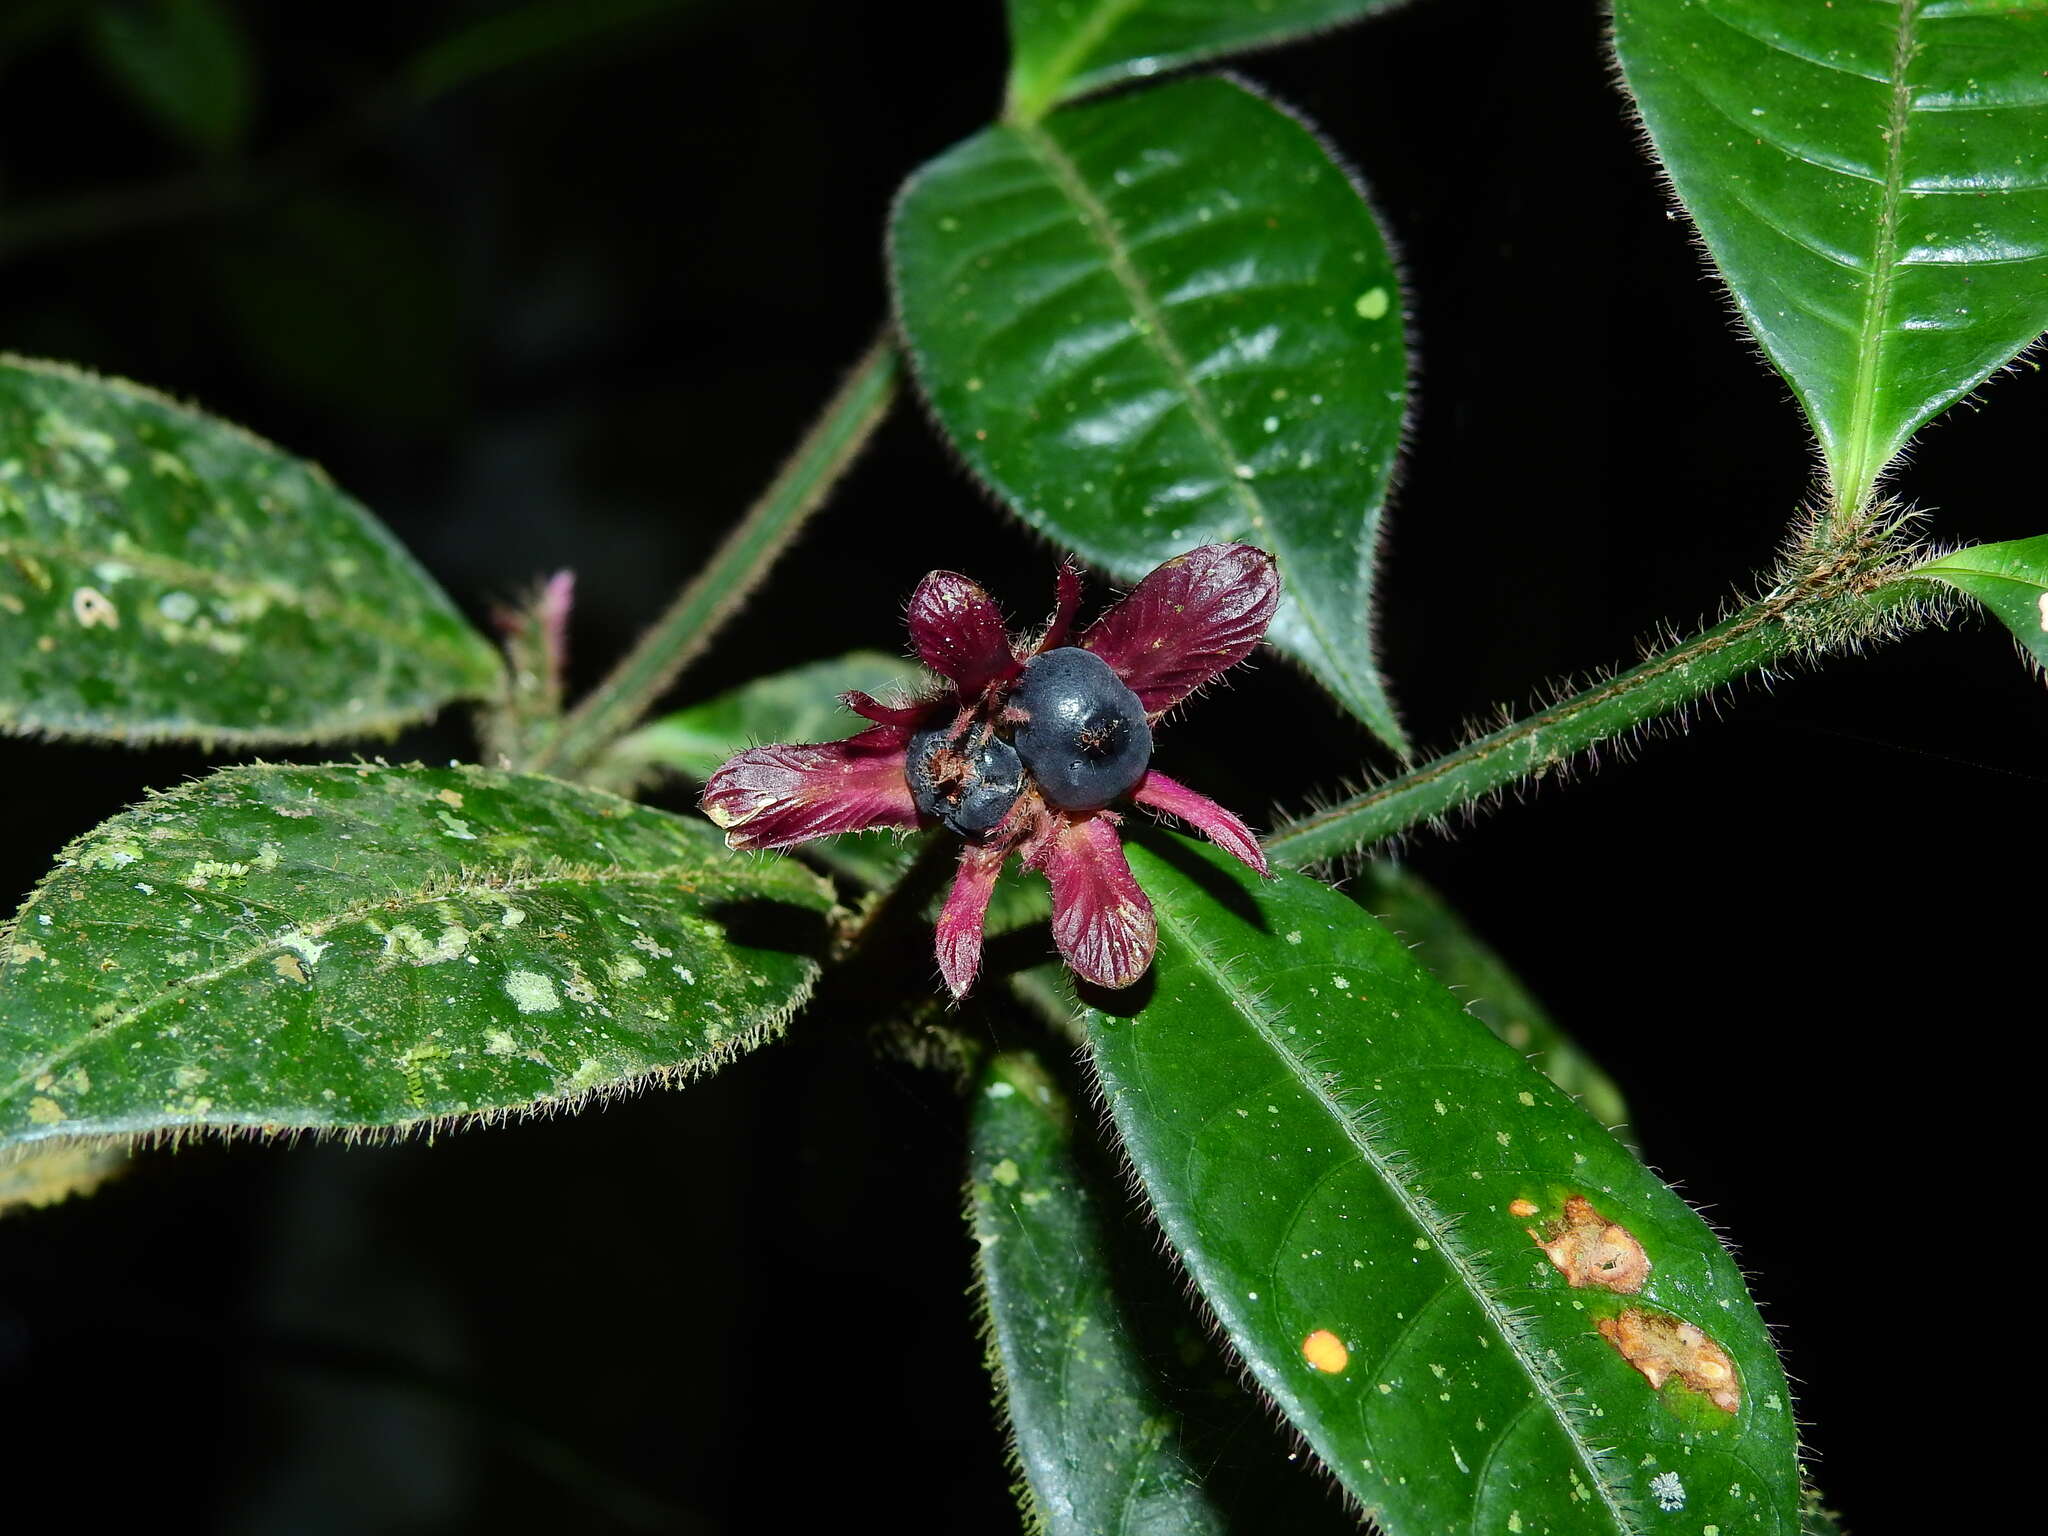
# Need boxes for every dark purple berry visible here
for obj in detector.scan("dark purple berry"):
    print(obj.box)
[909,725,1025,838]
[1009,647,1152,812]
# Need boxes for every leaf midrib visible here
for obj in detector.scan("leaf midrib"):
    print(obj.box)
[1005,112,1395,738]
[1009,0,1145,121]
[1144,888,1638,1535]
[1838,0,1918,513]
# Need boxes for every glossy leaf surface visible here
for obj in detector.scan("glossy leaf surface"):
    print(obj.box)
[0,763,833,1150]
[1355,863,1633,1138]
[608,650,923,782]
[1613,0,2048,513]
[1087,836,1799,1535]
[0,358,502,744]
[971,1050,1229,1536]
[1909,534,2048,674]
[1004,0,1400,123]
[892,78,1410,751]
[971,1049,1354,1536]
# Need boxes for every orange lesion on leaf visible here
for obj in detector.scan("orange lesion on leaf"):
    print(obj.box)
[1301,1329,1349,1374]
[1596,1307,1740,1413]
[1526,1194,1650,1293]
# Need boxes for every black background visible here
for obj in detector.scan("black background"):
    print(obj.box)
[0,2,2032,1530]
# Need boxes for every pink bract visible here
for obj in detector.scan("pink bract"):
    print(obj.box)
[701,543,1280,996]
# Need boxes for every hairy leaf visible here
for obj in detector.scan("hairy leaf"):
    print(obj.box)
[88,0,253,155]
[1086,835,1800,1535]
[971,1050,1230,1535]
[892,78,1410,752]
[0,358,502,744]
[1356,863,1633,1140]
[1613,0,2048,514]
[608,650,924,782]
[970,1049,1351,1536]
[0,763,833,1150]
[1004,0,1402,124]
[1908,534,2048,674]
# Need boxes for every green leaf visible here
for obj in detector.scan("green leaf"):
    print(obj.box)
[0,762,834,1150]
[1086,835,1800,1535]
[971,1050,1231,1536]
[891,77,1410,753]
[1907,534,2048,674]
[608,650,923,782]
[88,0,254,156]
[1612,0,2048,516]
[971,1049,1353,1536]
[1004,0,1401,125]
[1355,863,1634,1140]
[0,357,502,745]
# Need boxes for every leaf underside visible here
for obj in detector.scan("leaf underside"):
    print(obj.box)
[0,763,834,1151]
[1004,0,1403,122]
[1086,834,1800,1535]
[0,357,502,745]
[1613,0,2048,513]
[891,77,1411,752]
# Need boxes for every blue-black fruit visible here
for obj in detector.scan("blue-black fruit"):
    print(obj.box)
[909,725,1025,837]
[1010,647,1152,812]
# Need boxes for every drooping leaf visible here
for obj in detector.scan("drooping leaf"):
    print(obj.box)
[0,1141,130,1216]
[607,650,924,783]
[0,763,833,1151]
[892,77,1411,752]
[1004,0,1402,124]
[970,1049,1350,1536]
[1355,862,1634,1140]
[1086,834,1800,1535]
[1613,0,2048,515]
[0,357,502,744]
[87,0,253,155]
[971,1049,1230,1535]
[1906,534,2048,674]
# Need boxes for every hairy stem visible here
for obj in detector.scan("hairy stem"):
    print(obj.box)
[528,333,899,777]
[1266,534,1934,868]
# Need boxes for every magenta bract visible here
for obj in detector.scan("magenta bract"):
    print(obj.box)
[701,544,1280,996]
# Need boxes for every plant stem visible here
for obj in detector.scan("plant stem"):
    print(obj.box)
[1264,592,1838,869]
[529,332,899,777]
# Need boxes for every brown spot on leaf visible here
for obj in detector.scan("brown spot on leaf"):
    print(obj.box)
[1529,1194,1649,1292]
[1596,1307,1740,1413]
[1508,1197,1539,1218]
[272,953,309,983]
